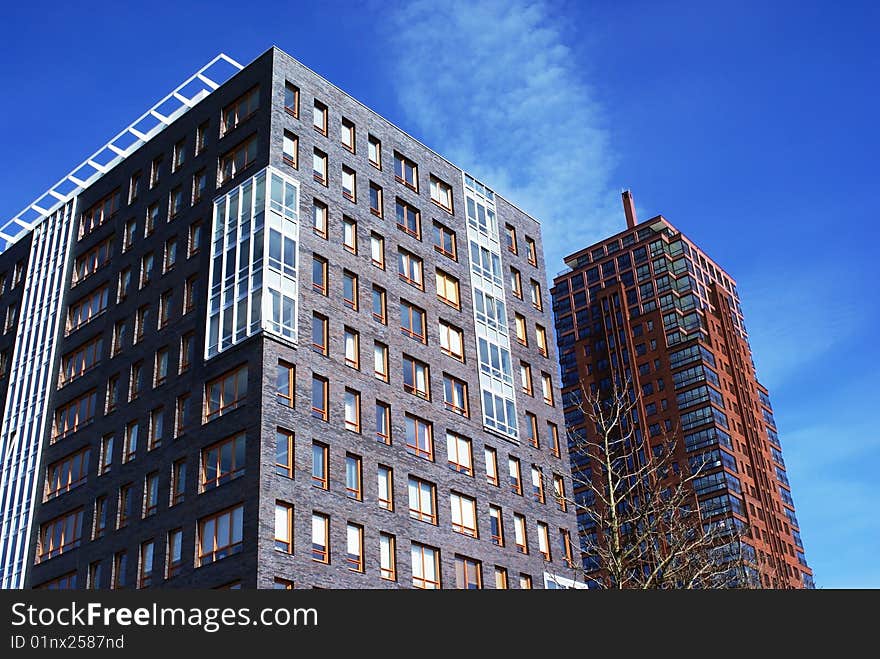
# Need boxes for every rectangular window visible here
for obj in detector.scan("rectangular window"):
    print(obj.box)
[450,493,478,537]
[313,199,328,238]
[524,412,539,447]
[342,166,356,202]
[345,453,363,500]
[144,472,159,516]
[313,100,328,135]
[342,216,358,253]
[167,529,183,578]
[72,236,112,285]
[311,313,329,355]
[549,422,561,457]
[100,435,114,476]
[520,362,533,396]
[175,394,193,437]
[394,151,418,191]
[443,374,468,416]
[196,121,208,154]
[93,496,107,539]
[514,514,528,554]
[117,483,135,528]
[430,176,453,212]
[129,362,146,403]
[411,543,440,589]
[275,501,294,553]
[193,169,207,203]
[129,172,140,204]
[403,355,430,399]
[538,522,551,561]
[188,220,203,257]
[53,390,97,441]
[59,336,103,387]
[515,314,528,346]
[312,149,329,186]
[123,219,136,252]
[205,364,248,421]
[368,134,381,168]
[275,428,294,478]
[369,182,383,217]
[398,248,423,289]
[455,555,482,589]
[342,327,360,370]
[485,447,499,486]
[198,505,244,566]
[490,506,504,546]
[219,135,257,184]
[112,551,128,589]
[370,232,385,268]
[117,267,131,303]
[169,186,185,219]
[405,414,433,460]
[536,325,548,357]
[284,82,299,117]
[273,578,294,590]
[553,474,567,511]
[164,237,178,273]
[400,300,426,342]
[67,286,109,334]
[433,222,457,259]
[311,441,328,489]
[344,388,361,433]
[511,268,523,298]
[148,407,164,449]
[380,533,396,581]
[372,286,387,324]
[201,432,246,491]
[171,459,186,506]
[311,513,330,563]
[311,254,328,296]
[530,279,543,311]
[373,341,389,382]
[436,269,460,308]
[531,466,545,503]
[341,117,356,152]
[140,252,155,288]
[375,401,391,445]
[439,320,464,361]
[342,270,358,310]
[504,224,517,254]
[509,457,522,495]
[282,130,298,167]
[408,477,437,525]
[495,566,508,589]
[311,375,329,421]
[158,290,173,328]
[346,523,364,572]
[378,465,394,510]
[446,432,473,475]
[395,198,421,238]
[542,372,554,406]
[221,85,259,135]
[276,361,295,407]
[526,237,538,265]
[44,447,91,500]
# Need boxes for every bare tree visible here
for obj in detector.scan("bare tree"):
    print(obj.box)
[563,377,759,589]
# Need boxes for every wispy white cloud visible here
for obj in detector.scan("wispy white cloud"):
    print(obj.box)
[387,0,618,274]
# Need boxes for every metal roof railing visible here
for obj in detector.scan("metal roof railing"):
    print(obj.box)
[0,53,243,254]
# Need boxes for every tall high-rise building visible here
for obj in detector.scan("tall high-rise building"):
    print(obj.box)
[0,47,578,589]
[551,192,813,589]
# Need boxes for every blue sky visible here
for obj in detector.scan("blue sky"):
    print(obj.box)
[2,0,877,587]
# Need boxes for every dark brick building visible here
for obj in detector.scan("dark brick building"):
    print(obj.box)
[0,46,578,589]
[551,191,813,588]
